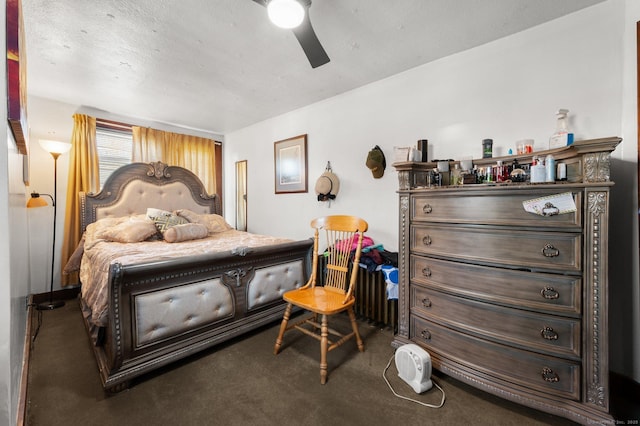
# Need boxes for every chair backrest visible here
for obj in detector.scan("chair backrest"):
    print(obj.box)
[310,215,369,302]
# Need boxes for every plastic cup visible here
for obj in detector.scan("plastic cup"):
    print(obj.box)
[517,139,534,154]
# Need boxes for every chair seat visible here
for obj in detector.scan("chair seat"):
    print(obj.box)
[284,287,355,315]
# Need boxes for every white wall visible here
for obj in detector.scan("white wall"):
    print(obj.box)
[27,97,76,294]
[1,0,31,423]
[225,0,639,382]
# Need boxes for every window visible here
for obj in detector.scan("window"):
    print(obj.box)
[96,122,133,189]
[94,120,223,198]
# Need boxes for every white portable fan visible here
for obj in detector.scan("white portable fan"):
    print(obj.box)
[395,343,433,394]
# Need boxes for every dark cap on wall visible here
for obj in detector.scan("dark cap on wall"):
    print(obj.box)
[366,146,386,179]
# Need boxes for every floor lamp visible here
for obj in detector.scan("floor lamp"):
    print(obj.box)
[27,139,72,310]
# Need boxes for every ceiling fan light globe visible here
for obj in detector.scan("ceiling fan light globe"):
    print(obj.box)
[267,0,305,29]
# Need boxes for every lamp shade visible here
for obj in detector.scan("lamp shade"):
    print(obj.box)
[27,193,49,208]
[39,139,72,155]
[267,0,305,29]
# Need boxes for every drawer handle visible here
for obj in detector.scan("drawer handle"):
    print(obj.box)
[541,244,560,257]
[422,204,433,214]
[540,327,559,340]
[422,267,432,277]
[541,367,559,383]
[541,287,560,299]
[422,235,432,246]
[541,202,560,217]
[421,298,432,308]
[420,329,432,340]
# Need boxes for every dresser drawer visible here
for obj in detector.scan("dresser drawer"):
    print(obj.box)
[410,285,581,359]
[410,316,580,401]
[412,191,582,229]
[410,256,581,316]
[411,225,581,273]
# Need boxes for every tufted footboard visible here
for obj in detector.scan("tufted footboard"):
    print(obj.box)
[81,239,313,392]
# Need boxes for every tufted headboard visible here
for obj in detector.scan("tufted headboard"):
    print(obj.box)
[80,161,221,233]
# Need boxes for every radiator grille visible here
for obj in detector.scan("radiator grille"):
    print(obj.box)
[317,255,397,330]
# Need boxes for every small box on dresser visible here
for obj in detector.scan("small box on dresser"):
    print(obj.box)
[392,137,621,425]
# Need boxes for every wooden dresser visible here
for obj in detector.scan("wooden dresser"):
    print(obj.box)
[392,137,621,425]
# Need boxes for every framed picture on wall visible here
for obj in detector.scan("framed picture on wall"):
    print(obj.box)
[6,0,28,155]
[274,134,308,194]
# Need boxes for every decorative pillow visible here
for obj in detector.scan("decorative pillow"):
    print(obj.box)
[146,207,171,218]
[173,208,201,224]
[146,207,188,234]
[97,216,159,243]
[175,209,232,234]
[163,223,209,243]
[63,233,85,274]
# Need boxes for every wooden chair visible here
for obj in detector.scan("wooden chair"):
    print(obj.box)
[274,215,369,384]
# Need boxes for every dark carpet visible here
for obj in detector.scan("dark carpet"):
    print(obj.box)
[26,299,582,426]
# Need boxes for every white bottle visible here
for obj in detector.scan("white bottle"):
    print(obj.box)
[545,154,556,182]
[549,109,574,149]
[530,156,546,183]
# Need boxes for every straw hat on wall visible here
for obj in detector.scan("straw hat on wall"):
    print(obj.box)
[315,167,340,202]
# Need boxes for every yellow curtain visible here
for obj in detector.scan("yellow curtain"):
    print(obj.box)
[60,114,99,286]
[132,126,217,194]
[131,127,169,162]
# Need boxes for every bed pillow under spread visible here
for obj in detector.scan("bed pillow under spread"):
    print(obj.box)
[163,223,209,243]
[96,216,159,243]
[174,209,232,234]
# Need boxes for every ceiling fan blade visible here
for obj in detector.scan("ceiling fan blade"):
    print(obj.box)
[292,11,330,68]
[251,0,330,68]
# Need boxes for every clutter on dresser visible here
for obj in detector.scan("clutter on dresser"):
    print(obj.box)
[390,134,596,187]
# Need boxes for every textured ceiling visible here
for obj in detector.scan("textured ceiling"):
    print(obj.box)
[22,0,605,134]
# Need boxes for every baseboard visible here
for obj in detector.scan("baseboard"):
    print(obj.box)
[31,287,80,305]
[17,295,34,426]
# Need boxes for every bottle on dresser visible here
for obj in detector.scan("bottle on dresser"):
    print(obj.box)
[530,156,546,183]
[549,109,574,149]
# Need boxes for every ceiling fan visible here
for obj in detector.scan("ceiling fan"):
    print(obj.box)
[252,0,330,68]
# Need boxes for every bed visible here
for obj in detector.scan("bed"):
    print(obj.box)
[77,161,313,392]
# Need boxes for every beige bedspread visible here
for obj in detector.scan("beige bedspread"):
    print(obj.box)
[80,228,293,327]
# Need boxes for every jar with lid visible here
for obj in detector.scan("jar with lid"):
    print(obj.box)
[482,139,493,158]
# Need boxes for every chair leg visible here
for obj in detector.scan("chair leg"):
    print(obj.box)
[274,303,293,355]
[348,307,364,352]
[320,314,328,384]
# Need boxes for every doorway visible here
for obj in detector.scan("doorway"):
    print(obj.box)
[235,160,247,231]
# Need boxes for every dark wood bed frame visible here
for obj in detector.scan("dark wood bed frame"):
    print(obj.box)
[79,161,313,392]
